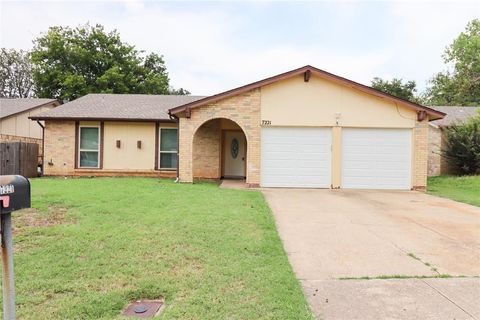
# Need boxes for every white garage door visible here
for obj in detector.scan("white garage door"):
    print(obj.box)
[342,128,412,189]
[261,127,331,188]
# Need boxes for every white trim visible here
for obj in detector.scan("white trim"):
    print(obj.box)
[78,125,100,168]
[158,127,178,170]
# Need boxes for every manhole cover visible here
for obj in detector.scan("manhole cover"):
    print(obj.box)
[122,299,164,318]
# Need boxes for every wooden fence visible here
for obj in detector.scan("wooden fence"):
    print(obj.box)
[0,142,39,177]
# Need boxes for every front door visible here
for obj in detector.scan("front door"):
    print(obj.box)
[223,131,246,178]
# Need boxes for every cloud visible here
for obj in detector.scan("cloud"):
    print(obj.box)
[0,1,477,95]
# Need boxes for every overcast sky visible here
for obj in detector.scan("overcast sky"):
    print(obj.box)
[1,0,479,95]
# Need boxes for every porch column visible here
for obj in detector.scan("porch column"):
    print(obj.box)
[178,117,193,182]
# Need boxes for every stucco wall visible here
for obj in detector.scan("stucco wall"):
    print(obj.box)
[103,122,156,170]
[261,74,417,128]
[0,105,53,139]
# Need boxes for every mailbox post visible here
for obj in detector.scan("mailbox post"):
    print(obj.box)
[0,175,30,320]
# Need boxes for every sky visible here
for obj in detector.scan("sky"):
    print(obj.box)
[1,0,479,96]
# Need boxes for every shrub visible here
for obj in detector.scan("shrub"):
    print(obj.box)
[442,111,480,175]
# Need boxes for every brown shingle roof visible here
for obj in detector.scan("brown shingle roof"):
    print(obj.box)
[429,106,479,127]
[0,98,58,119]
[30,94,206,121]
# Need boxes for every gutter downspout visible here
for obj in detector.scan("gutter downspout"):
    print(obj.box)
[36,121,45,176]
[169,112,180,182]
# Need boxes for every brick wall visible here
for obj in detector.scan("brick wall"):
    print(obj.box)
[178,88,261,186]
[412,119,429,190]
[43,120,176,177]
[192,119,221,178]
[43,120,76,175]
[428,125,442,176]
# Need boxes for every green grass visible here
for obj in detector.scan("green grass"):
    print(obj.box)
[427,175,480,207]
[4,178,312,319]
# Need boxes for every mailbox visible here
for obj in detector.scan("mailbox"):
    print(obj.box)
[0,175,31,214]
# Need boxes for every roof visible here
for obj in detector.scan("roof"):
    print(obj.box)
[169,65,446,120]
[30,94,206,121]
[0,98,59,119]
[429,106,479,127]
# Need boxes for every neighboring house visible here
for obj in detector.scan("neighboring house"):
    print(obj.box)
[0,98,59,139]
[427,106,479,176]
[31,65,444,190]
[1,98,60,164]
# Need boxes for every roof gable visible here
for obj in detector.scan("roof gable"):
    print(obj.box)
[0,98,59,119]
[169,65,445,120]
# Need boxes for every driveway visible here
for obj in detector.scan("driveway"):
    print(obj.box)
[262,189,480,320]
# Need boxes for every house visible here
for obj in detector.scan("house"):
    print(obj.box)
[428,106,479,176]
[1,98,60,164]
[31,65,444,190]
[0,98,59,140]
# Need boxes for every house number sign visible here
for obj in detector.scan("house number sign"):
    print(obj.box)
[231,138,239,159]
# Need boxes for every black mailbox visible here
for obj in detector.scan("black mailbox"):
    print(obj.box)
[0,175,31,214]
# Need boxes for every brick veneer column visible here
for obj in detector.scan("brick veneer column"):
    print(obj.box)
[413,119,429,190]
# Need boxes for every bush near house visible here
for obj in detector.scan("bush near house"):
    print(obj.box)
[442,111,480,175]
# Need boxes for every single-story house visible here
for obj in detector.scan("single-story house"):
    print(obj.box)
[1,98,60,165]
[31,65,445,190]
[428,106,479,176]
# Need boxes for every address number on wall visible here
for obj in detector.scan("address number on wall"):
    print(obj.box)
[261,120,272,125]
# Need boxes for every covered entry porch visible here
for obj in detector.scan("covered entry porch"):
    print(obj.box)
[192,118,247,180]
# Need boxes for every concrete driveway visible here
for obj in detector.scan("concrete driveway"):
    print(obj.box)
[262,189,480,320]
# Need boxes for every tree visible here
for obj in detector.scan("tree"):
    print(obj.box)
[31,24,188,101]
[0,48,35,98]
[442,111,480,175]
[371,77,420,103]
[425,19,480,106]
[168,87,190,95]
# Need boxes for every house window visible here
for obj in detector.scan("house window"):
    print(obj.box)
[159,128,177,170]
[78,126,100,168]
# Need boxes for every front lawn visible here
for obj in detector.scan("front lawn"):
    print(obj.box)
[427,175,480,207]
[5,178,312,319]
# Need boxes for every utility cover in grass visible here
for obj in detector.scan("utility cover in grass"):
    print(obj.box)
[122,300,164,318]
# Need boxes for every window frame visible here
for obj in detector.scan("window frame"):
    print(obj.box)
[78,125,101,169]
[158,127,178,171]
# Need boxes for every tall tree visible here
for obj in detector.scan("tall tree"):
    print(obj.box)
[31,24,188,101]
[425,19,480,106]
[371,77,420,103]
[0,48,35,98]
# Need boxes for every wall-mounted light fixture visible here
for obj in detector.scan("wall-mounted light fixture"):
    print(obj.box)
[335,112,342,125]
[116,140,121,148]
[137,140,142,149]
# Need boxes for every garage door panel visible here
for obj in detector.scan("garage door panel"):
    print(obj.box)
[261,127,331,188]
[262,149,330,160]
[342,128,412,190]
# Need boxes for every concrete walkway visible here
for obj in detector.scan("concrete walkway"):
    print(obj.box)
[262,189,480,320]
